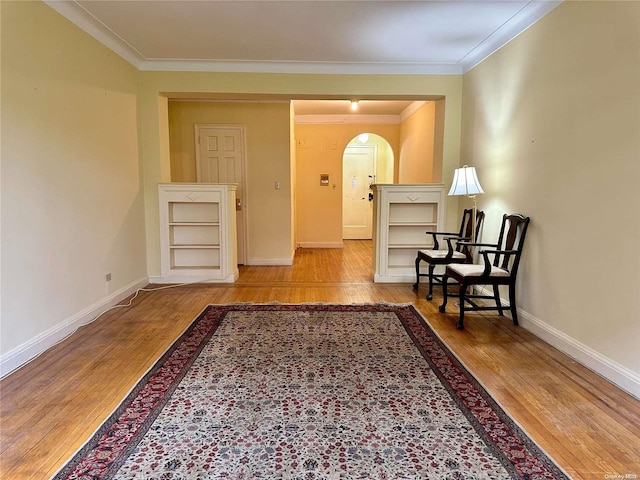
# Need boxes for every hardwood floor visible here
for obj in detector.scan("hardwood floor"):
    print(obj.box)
[1,240,638,479]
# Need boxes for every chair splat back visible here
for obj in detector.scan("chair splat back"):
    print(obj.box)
[493,214,530,273]
[460,209,485,258]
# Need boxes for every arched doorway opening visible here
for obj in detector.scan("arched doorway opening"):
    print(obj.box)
[342,133,394,239]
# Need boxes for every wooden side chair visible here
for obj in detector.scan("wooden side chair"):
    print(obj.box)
[413,208,485,300]
[439,213,531,329]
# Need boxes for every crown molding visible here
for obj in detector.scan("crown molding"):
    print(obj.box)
[41,1,461,75]
[44,0,145,68]
[140,60,464,75]
[460,0,562,72]
[45,0,561,76]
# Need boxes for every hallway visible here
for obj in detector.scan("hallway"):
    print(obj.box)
[237,240,374,285]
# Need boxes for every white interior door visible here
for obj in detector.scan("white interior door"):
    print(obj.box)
[195,125,246,264]
[342,146,376,239]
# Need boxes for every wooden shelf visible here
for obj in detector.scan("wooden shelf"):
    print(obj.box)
[158,183,238,283]
[388,222,438,226]
[372,184,445,283]
[169,244,220,249]
[169,222,220,226]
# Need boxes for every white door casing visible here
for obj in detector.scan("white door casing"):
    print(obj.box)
[195,125,247,264]
[342,145,377,239]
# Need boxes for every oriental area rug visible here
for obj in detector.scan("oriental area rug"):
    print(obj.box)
[53,304,568,480]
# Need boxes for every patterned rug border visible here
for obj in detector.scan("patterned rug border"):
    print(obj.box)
[392,304,571,479]
[51,303,569,480]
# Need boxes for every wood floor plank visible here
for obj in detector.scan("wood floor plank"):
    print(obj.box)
[1,240,638,479]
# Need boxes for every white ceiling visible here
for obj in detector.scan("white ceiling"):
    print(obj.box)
[47,0,560,75]
[46,1,560,115]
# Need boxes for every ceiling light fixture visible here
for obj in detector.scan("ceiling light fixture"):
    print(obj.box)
[350,100,359,111]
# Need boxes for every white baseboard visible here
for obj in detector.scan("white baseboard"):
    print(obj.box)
[246,257,294,266]
[475,286,640,399]
[518,309,640,400]
[0,277,149,378]
[374,273,416,283]
[148,270,239,284]
[296,242,344,249]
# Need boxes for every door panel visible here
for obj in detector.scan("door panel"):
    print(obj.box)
[342,146,376,239]
[196,126,246,264]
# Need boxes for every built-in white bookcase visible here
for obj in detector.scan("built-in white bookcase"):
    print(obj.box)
[158,183,238,283]
[372,184,445,283]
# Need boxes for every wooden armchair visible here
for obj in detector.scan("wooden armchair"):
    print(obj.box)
[439,213,531,329]
[413,208,485,300]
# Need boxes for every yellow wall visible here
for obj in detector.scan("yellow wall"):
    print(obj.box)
[138,72,463,274]
[295,123,400,246]
[432,100,445,183]
[1,1,147,357]
[289,103,297,258]
[461,1,640,379]
[168,100,293,264]
[398,102,437,183]
[293,104,446,247]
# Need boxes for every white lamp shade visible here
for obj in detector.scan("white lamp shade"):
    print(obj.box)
[448,166,484,196]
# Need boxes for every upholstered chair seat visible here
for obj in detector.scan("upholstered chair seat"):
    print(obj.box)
[447,263,510,277]
[417,249,467,260]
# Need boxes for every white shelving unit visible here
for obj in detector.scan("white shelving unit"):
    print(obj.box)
[372,184,445,283]
[158,183,238,283]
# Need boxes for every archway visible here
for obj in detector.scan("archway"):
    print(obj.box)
[342,133,394,239]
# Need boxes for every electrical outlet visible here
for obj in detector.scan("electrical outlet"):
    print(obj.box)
[105,273,112,282]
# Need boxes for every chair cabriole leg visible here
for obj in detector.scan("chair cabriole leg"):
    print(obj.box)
[509,284,519,325]
[457,284,467,329]
[427,264,436,300]
[438,273,449,313]
[493,286,503,316]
